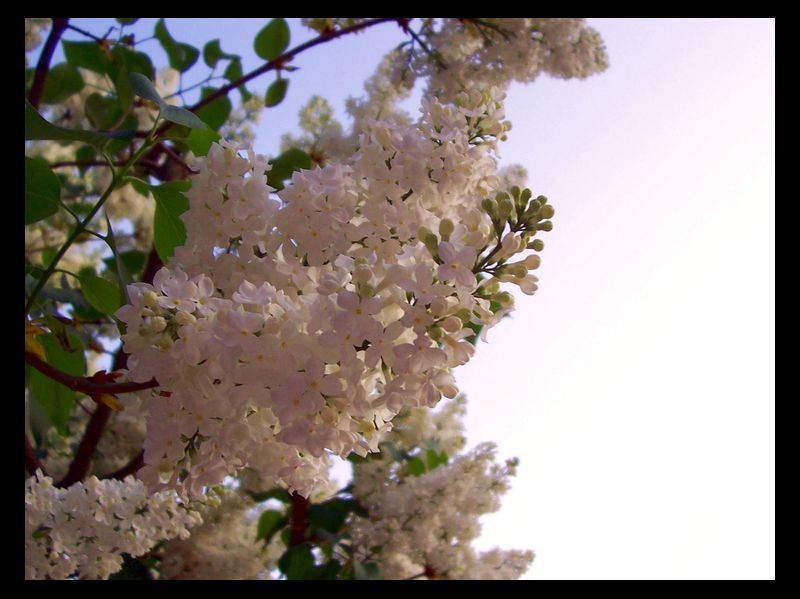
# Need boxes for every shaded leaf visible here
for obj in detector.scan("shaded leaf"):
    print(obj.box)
[62,40,112,74]
[278,544,316,580]
[110,45,154,80]
[266,148,312,190]
[353,561,383,580]
[223,57,243,82]
[407,456,426,476]
[254,18,290,61]
[25,157,61,225]
[41,63,84,104]
[256,510,288,545]
[85,93,120,130]
[129,71,162,104]
[103,249,147,279]
[196,87,232,131]
[25,99,134,151]
[80,272,123,316]
[161,105,208,130]
[151,181,190,262]
[154,19,199,72]
[265,78,289,107]
[185,128,220,157]
[116,18,139,25]
[28,334,85,436]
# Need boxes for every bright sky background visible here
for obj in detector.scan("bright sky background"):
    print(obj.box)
[60,18,776,580]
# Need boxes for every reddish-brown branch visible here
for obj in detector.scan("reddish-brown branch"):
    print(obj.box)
[25,351,159,395]
[28,18,69,110]
[25,432,47,477]
[57,404,111,488]
[289,491,310,546]
[102,449,144,480]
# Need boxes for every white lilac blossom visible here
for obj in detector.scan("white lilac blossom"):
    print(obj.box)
[350,444,533,580]
[25,472,202,580]
[116,87,553,500]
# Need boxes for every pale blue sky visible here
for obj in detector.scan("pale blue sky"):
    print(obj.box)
[53,18,776,580]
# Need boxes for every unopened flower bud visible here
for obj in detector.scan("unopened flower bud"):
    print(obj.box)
[539,204,555,219]
[481,198,499,218]
[503,263,528,278]
[524,254,541,270]
[428,326,443,342]
[150,316,167,333]
[529,239,545,251]
[142,291,159,309]
[494,291,514,307]
[482,278,501,294]
[498,196,514,219]
[439,218,454,241]
[174,311,196,326]
[537,220,553,232]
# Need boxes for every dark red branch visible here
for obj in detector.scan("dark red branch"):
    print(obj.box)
[57,404,111,488]
[289,491,310,546]
[102,450,145,480]
[25,351,159,395]
[28,18,69,110]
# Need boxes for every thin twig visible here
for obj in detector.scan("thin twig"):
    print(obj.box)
[102,450,145,480]
[25,351,159,395]
[155,17,407,139]
[65,23,105,43]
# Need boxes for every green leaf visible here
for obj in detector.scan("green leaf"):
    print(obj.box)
[308,498,368,535]
[203,39,239,69]
[80,272,123,316]
[116,18,139,25]
[62,40,112,74]
[249,488,292,504]
[266,148,313,190]
[278,544,316,580]
[353,561,383,580]
[25,99,134,152]
[185,128,220,157]
[114,64,133,109]
[254,18,291,61]
[195,87,232,131]
[203,39,224,68]
[223,57,243,82]
[25,157,61,225]
[110,45,154,81]
[40,63,84,104]
[161,105,208,130]
[151,181,190,262]
[75,146,95,175]
[154,19,199,72]
[426,448,448,470]
[407,456,426,476]
[129,71,162,104]
[265,78,289,107]
[103,249,147,278]
[256,510,288,545]
[28,334,86,436]
[85,93,120,130]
